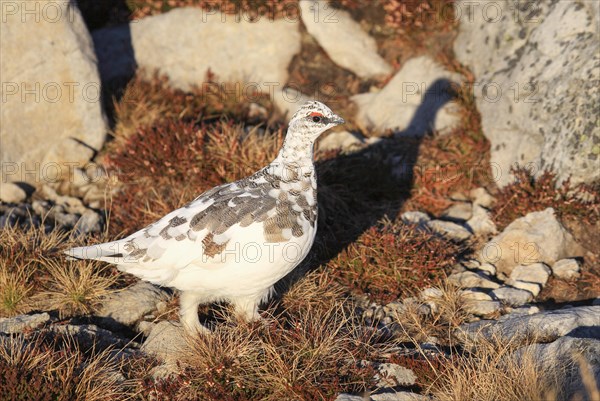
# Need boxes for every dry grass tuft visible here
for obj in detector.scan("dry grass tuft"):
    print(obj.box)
[429,334,572,401]
[392,282,470,345]
[0,333,130,401]
[0,222,120,318]
[0,260,34,317]
[161,273,378,401]
[38,260,117,318]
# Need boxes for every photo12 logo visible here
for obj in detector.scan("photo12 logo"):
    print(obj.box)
[1,1,77,24]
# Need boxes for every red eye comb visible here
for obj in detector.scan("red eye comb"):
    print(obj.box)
[309,112,323,117]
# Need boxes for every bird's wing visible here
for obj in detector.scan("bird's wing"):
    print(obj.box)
[66,179,279,284]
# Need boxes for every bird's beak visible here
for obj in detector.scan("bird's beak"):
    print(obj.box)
[330,115,345,125]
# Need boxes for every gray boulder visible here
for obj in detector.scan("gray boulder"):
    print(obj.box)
[454,0,600,187]
[93,7,301,94]
[1,0,108,185]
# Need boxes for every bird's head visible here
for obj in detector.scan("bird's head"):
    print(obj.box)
[287,101,345,140]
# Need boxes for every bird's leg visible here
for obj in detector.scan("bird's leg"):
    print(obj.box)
[179,292,208,334]
[232,297,262,321]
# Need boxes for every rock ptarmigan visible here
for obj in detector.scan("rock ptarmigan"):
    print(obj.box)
[66,101,344,333]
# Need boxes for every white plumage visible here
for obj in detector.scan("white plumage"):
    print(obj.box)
[66,101,344,332]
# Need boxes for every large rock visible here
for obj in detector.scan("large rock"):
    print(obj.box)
[352,56,462,136]
[459,305,600,344]
[515,337,600,401]
[93,7,301,93]
[479,208,583,277]
[299,0,391,79]
[1,0,108,185]
[454,0,600,187]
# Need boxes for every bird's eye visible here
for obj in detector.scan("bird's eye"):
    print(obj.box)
[312,116,321,123]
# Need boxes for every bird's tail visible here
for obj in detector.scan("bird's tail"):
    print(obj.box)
[64,241,125,263]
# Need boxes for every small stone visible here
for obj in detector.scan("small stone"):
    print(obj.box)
[491,286,533,306]
[383,301,405,316]
[401,211,430,225]
[466,205,498,236]
[461,259,481,270]
[441,202,473,222]
[507,263,551,296]
[465,300,501,316]
[74,209,102,235]
[479,208,583,277]
[426,220,472,241]
[335,394,365,401]
[370,392,430,401]
[318,130,366,152]
[448,271,500,289]
[421,287,443,300]
[469,187,495,208]
[0,183,27,203]
[0,313,51,334]
[274,87,312,121]
[478,263,497,276]
[450,191,470,202]
[98,282,171,328]
[141,320,189,367]
[375,363,417,387]
[71,168,90,187]
[551,258,581,280]
[461,289,493,301]
[247,103,268,120]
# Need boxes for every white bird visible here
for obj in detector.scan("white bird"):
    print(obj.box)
[66,101,344,333]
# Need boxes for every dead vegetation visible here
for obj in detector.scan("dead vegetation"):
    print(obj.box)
[0,333,129,401]
[0,222,119,319]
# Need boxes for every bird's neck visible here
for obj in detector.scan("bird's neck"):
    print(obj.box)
[274,131,315,170]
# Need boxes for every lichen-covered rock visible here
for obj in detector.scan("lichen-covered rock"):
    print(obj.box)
[352,56,462,136]
[454,0,600,187]
[1,0,108,185]
[299,0,391,79]
[93,7,300,93]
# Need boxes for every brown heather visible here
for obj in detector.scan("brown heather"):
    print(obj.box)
[492,168,600,230]
[327,220,463,304]
[0,333,129,401]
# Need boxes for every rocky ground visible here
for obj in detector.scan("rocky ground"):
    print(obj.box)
[1,1,599,400]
